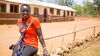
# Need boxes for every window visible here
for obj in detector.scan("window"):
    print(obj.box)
[34,7,39,17]
[67,11,70,16]
[71,11,73,16]
[63,11,66,17]
[57,9,60,15]
[44,8,47,18]
[50,8,54,14]
[0,3,6,12]
[10,4,19,13]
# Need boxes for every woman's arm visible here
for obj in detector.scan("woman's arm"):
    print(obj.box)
[37,27,46,48]
[37,27,50,56]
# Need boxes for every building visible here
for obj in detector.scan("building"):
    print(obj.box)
[0,0,76,24]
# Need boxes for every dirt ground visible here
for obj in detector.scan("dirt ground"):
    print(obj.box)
[67,37,100,56]
[0,17,100,56]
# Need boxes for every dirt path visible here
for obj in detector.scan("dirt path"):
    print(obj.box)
[0,20,100,56]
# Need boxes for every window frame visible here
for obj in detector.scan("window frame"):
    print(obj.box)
[57,9,60,15]
[10,4,19,13]
[67,11,70,16]
[50,8,54,14]
[0,3,6,12]
[34,7,39,17]
[71,11,73,16]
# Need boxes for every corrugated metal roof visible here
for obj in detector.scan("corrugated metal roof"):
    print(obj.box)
[6,0,76,12]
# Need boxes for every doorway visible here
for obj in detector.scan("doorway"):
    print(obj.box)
[43,8,48,22]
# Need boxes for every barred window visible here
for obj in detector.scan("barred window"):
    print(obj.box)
[57,9,60,15]
[67,11,70,16]
[34,7,39,17]
[0,3,6,12]
[71,11,73,16]
[63,11,66,17]
[10,4,19,13]
[50,8,54,14]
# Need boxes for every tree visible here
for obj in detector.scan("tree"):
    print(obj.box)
[94,0,100,9]
[93,0,100,15]
[83,1,95,16]
[56,0,74,8]
[64,0,74,8]
[74,5,85,16]
[74,1,96,17]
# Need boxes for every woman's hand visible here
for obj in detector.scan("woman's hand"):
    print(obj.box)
[43,47,50,56]
[9,44,15,51]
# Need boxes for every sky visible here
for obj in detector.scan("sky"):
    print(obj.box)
[41,0,94,6]
[74,0,94,6]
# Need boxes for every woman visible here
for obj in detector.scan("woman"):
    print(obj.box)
[11,4,49,56]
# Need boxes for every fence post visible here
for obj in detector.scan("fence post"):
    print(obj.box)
[91,26,95,42]
[61,36,64,47]
[94,26,95,37]
[72,32,76,48]
[72,25,77,50]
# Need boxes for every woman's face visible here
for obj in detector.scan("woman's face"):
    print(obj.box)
[21,6,30,20]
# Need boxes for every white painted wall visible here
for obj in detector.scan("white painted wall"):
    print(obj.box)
[54,9,57,16]
[60,10,64,16]
[69,11,71,16]
[39,7,44,15]
[65,11,67,16]
[6,3,10,13]
[46,8,50,15]
[73,12,75,16]
[19,4,22,13]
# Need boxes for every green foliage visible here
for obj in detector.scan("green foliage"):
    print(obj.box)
[74,1,98,17]
[74,5,85,15]
[94,0,100,16]
[83,1,96,16]
[94,0,100,10]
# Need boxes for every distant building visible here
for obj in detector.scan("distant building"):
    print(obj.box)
[0,0,76,24]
